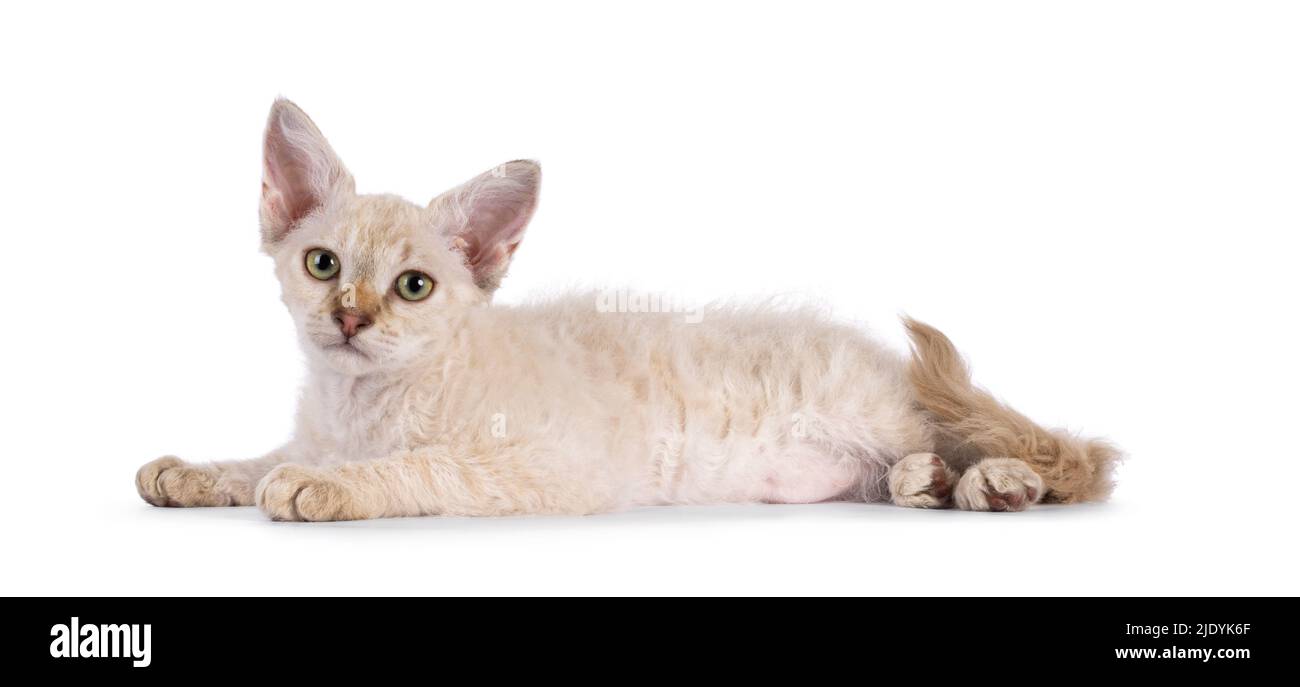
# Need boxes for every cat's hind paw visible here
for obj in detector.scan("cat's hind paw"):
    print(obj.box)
[135,456,233,507]
[888,452,955,508]
[954,458,1044,512]
[255,464,367,522]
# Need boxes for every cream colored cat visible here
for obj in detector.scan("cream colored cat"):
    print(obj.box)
[135,99,1119,521]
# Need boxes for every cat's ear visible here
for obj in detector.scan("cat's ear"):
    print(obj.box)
[434,160,541,291]
[259,98,355,245]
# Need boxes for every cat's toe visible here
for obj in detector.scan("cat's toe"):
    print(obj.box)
[255,465,363,522]
[954,458,1044,512]
[135,456,230,507]
[136,456,182,506]
[888,452,955,508]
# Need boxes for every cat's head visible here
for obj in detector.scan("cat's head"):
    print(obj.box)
[258,98,539,376]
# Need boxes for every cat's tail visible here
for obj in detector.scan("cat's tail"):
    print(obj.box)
[902,317,1120,503]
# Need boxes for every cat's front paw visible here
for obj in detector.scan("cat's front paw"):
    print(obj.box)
[135,456,232,507]
[888,452,955,508]
[255,464,367,522]
[954,458,1044,512]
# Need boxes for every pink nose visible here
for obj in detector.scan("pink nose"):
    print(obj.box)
[331,309,373,338]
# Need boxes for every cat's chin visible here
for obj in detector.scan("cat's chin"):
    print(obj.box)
[315,342,380,375]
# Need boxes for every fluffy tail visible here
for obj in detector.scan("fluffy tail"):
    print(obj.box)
[903,317,1120,503]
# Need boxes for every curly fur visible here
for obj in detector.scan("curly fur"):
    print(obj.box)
[904,318,1120,503]
[134,99,1119,520]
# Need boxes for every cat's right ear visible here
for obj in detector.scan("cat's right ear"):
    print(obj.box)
[259,98,355,245]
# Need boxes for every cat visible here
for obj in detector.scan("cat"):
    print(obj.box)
[135,98,1119,521]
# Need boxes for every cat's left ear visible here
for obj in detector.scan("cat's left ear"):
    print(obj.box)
[433,160,540,291]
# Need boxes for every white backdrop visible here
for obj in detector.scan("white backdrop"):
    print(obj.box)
[2,1,1296,595]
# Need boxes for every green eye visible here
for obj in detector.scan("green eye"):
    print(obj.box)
[396,271,434,301]
[305,249,340,280]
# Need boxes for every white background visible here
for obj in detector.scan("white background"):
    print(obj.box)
[2,1,1297,596]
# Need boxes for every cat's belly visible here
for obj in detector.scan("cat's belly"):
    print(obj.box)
[646,438,870,506]
[755,451,868,504]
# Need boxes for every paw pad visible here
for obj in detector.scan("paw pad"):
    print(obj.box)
[954,458,1044,512]
[889,453,955,509]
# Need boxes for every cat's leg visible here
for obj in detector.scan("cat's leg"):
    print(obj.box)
[136,450,290,507]
[888,452,957,508]
[254,447,579,522]
[952,457,1044,512]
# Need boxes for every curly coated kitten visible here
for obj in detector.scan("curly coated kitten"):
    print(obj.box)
[136,99,1118,521]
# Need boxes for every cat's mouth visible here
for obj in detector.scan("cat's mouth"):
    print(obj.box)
[324,341,370,359]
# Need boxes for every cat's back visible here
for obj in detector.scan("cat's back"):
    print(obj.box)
[468,293,916,419]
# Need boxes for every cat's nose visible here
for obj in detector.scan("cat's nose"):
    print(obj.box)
[332,309,373,338]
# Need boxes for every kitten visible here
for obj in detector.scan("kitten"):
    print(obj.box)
[135,99,1119,520]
